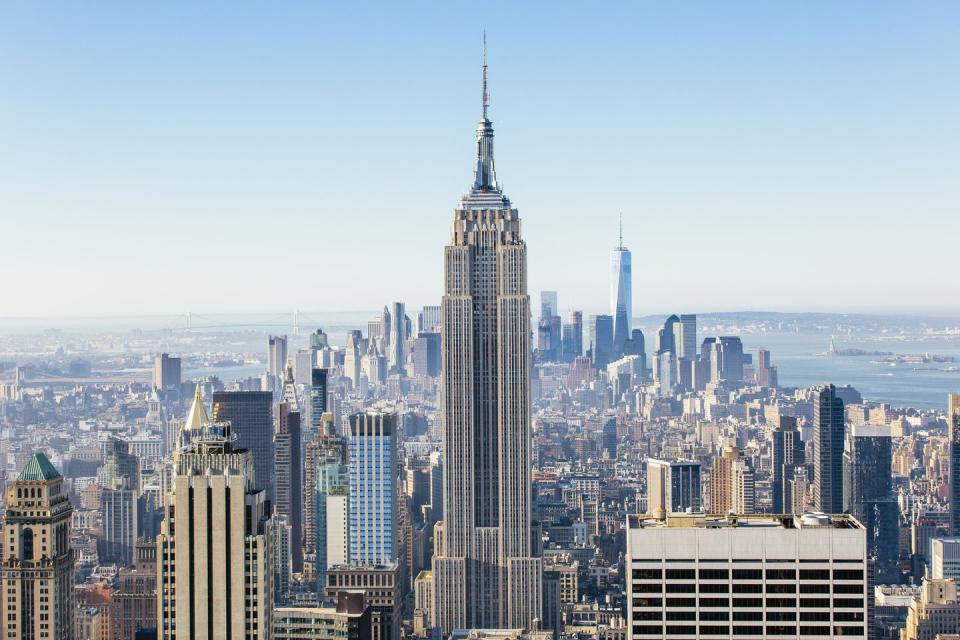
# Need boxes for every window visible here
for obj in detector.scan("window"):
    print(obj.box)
[733,583,762,594]
[766,583,796,594]
[700,583,728,593]
[833,626,864,636]
[800,611,831,622]
[799,569,830,580]
[632,626,662,636]
[634,568,662,580]
[666,598,696,608]
[665,626,696,635]
[700,611,729,621]
[833,599,864,609]
[700,626,730,635]
[666,569,695,580]
[700,598,729,608]
[699,569,729,580]
[800,627,830,636]
[633,583,662,593]
[767,611,796,621]
[732,626,763,635]
[634,611,662,621]
[833,570,863,581]
[666,583,695,593]
[733,598,763,608]
[833,584,862,594]
[733,611,763,622]
[800,583,830,594]
[766,598,796,608]
[732,569,762,580]
[766,569,796,580]
[666,611,695,621]
[800,598,831,608]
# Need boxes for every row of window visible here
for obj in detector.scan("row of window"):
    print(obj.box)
[633,569,863,581]
[632,597,864,609]
[633,625,864,636]
[633,610,863,622]
[634,583,862,595]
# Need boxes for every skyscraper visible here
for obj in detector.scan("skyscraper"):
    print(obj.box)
[813,383,845,514]
[610,216,632,357]
[268,335,289,381]
[589,314,614,370]
[432,44,542,632]
[157,416,273,639]
[1,453,75,640]
[275,364,304,573]
[309,368,329,437]
[843,424,899,584]
[562,310,583,362]
[540,290,558,318]
[771,415,805,513]
[348,412,397,566]
[677,314,697,359]
[212,390,274,497]
[646,459,702,516]
[388,302,408,374]
[950,393,960,535]
[153,352,182,391]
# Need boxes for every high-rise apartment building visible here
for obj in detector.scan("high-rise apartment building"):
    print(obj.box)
[626,513,869,639]
[1,454,75,640]
[813,383,845,514]
[273,592,372,640]
[949,393,960,535]
[212,390,273,497]
[311,441,346,592]
[153,353,182,391]
[610,222,632,357]
[100,475,139,566]
[710,445,740,514]
[432,47,542,632]
[157,417,273,639]
[646,459,702,516]
[348,412,397,566]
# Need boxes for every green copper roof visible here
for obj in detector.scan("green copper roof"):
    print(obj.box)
[17,452,61,482]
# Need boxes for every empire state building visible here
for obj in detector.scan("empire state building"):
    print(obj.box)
[432,45,542,632]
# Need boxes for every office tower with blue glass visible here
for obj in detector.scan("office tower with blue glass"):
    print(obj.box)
[610,216,632,357]
[348,412,396,565]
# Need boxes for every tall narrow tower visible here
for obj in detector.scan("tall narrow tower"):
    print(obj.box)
[1,453,75,640]
[610,213,632,357]
[433,39,542,632]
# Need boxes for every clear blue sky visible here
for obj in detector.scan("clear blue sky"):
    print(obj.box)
[1,2,957,317]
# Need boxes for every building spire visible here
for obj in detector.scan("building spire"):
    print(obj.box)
[619,210,623,249]
[482,31,489,121]
[472,33,497,191]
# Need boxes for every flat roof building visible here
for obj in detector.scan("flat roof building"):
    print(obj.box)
[626,512,868,639]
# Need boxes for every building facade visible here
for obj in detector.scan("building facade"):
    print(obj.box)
[348,413,397,566]
[157,419,273,639]
[432,48,542,632]
[0,453,75,640]
[626,513,869,639]
[813,383,845,514]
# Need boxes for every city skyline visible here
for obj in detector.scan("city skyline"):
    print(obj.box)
[2,3,959,316]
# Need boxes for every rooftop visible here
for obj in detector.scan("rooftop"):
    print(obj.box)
[17,452,61,482]
[627,512,864,531]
